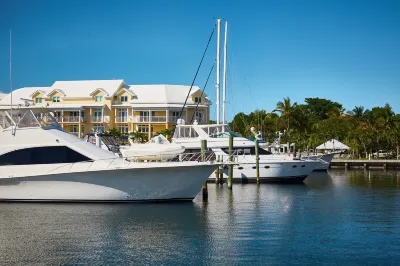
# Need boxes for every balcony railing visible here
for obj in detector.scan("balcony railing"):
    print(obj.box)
[135,116,150,123]
[135,116,167,123]
[90,116,104,123]
[69,132,79,137]
[150,116,167,122]
[116,116,128,123]
[63,116,85,123]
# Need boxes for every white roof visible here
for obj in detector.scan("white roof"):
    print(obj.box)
[0,87,51,107]
[0,92,6,101]
[52,80,125,98]
[129,85,210,105]
[316,139,350,150]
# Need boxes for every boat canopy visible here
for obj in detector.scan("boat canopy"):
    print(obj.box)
[0,109,60,130]
[173,124,234,139]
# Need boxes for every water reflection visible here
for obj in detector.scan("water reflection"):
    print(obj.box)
[0,170,399,265]
[347,170,400,188]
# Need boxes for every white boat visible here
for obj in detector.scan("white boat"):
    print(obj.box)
[0,108,220,202]
[120,135,185,161]
[302,153,337,171]
[172,122,319,183]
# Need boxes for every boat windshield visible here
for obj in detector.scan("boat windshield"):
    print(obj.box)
[173,126,200,139]
[201,125,233,138]
[0,109,59,130]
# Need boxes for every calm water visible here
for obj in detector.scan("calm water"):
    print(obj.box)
[1,170,400,265]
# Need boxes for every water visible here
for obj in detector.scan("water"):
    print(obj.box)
[1,170,399,265]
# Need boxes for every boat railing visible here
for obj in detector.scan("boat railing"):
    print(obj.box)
[46,151,218,174]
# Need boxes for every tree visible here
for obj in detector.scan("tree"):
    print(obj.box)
[273,97,297,138]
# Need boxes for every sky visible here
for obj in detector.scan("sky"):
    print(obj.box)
[0,0,399,121]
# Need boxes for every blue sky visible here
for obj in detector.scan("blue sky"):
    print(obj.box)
[0,0,399,121]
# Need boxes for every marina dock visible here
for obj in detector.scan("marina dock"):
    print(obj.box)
[331,159,400,169]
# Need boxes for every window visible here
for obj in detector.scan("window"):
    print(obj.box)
[137,124,153,133]
[140,111,149,117]
[195,111,202,122]
[69,111,79,117]
[94,125,105,133]
[70,125,79,133]
[35,98,42,103]
[0,146,90,165]
[172,111,180,117]
[95,96,103,102]
[52,96,60,102]
[118,109,128,122]
[120,96,128,102]
[194,97,201,103]
[118,124,129,134]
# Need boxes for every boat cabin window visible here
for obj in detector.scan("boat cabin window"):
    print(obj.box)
[0,146,91,165]
[222,147,272,155]
[173,126,199,139]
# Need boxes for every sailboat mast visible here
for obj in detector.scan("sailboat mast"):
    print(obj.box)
[222,20,228,125]
[216,18,221,124]
[10,29,13,129]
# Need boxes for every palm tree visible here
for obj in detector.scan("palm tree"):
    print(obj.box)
[273,97,297,138]
[347,106,370,120]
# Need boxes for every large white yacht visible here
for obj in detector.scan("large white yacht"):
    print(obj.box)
[0,108,220,202]
[172,122,319,183]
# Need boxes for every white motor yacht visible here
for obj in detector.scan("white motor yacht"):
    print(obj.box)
[0,108,220,202]
[172,122,319,183]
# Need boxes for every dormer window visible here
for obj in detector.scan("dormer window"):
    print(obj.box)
[52,96,60,102]
[95,96,103,102]
[120,96,128,102]
[194,97,201,103]
[35,98,43,103]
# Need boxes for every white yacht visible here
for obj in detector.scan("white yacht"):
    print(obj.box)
[0,108,220,202]
[172,122,319,183]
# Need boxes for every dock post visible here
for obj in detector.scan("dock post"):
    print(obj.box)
[363,163,368,170]
[228,135,233,189]
[383,163,387,170]
[255,139,260,183]
[215,155,220,183]
[201,139,208,201]
[345,162,349,169]
[219,163,224,185]
[293,143,296,158]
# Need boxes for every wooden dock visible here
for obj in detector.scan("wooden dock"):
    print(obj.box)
[331,159,400,169]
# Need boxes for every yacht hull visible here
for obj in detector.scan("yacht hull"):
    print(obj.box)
[303,153,336,171]
[211,160,318,183]
[0,163,217,202]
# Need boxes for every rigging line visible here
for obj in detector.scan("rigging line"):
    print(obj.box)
[190,62,215,124]
[177,24,216,123]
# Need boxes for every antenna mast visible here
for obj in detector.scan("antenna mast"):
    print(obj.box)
[216,19,221,124]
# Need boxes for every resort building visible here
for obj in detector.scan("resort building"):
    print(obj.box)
[0,80,211,138]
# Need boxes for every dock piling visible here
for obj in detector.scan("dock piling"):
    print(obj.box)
[201,139,208,201]
[228,135,233,189]
[255,139,260,183]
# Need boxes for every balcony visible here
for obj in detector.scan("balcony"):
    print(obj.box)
[135,116,167,123]
[90,116,104,123]
[115,116,128,123]
[63,116,84,123]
